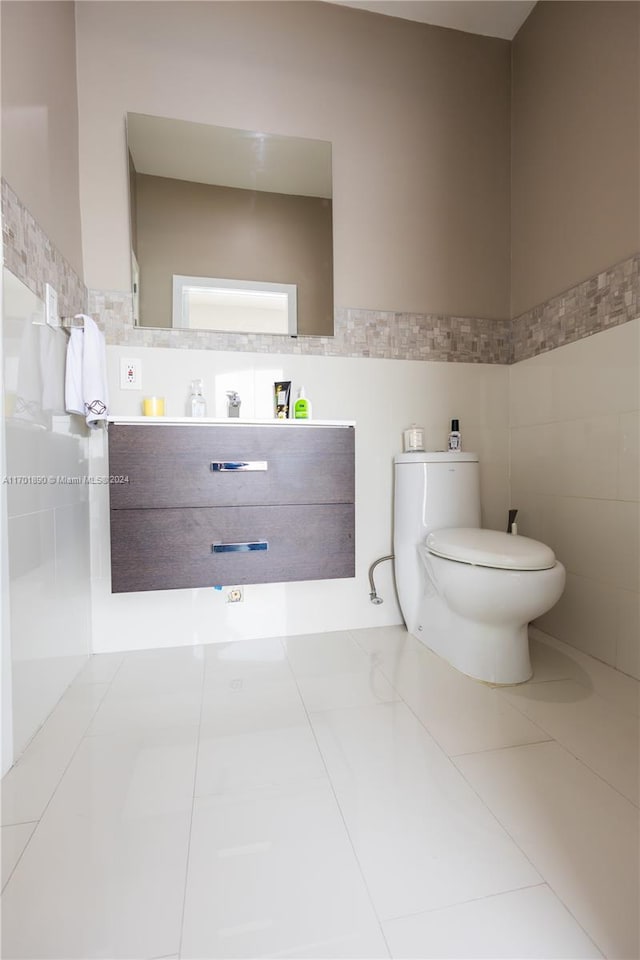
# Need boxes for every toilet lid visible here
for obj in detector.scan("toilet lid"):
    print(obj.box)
[426,528,556,571]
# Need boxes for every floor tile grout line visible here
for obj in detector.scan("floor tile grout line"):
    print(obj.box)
[351,636,553,759]
[490,688,640,807]
[384,876,604,958]
[0,661,122,893]
[294,629,606,955]
[278,635,394,959]
[356,626,639,815]
[461,733,640,809]
[2,664,122,808]
[308,694,402,719]
[2,675,117,803]
[346,630,407,702]
[2,651,110,765]
[530,632,640,714]
[382,879,548,924]
[0,821,37,894]
[131,634,639,955]
[352,627,637,803]
[386,695,546,888]
[176,645,208,960]
[358,626,640,719]
[347,631,556,927]
[187,638,336,802]
[450,747,611,958]
[449,737,554,761]
[4,634,632,956]
[495,670,640,724]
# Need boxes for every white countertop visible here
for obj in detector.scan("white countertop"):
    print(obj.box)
[107,416,355,427]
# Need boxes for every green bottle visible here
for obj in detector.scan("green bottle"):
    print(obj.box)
[294,386,312,419]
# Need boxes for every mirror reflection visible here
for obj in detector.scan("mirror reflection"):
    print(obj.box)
[126,113,334,336]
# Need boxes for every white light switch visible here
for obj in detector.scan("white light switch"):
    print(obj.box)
[120,358,142,390]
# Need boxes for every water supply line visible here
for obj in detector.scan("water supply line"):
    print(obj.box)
[368,554,394,604]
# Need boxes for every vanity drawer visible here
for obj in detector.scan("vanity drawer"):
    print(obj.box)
[110,503,355,593]
[109,424,354,509]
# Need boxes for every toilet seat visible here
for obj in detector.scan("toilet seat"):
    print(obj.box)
[426,527,556,571]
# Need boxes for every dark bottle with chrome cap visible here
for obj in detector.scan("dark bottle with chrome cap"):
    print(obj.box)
[448,419,461,451]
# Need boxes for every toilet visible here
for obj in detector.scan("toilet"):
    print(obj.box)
[393,452,565,684]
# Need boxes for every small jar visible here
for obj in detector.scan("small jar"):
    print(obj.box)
[403,423,425,452]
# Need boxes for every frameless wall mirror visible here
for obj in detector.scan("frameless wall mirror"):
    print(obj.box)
[126,113,333,337]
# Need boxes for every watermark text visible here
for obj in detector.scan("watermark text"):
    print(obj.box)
[2,475,129,485]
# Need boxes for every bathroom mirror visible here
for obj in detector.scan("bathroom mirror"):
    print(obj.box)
[126,113,333,337]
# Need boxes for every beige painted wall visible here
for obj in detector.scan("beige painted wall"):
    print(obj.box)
[4,1,636,324]
[1,1,84,278]
[135,175,333,334]
[75,0,511,319]
[511,0,640,317]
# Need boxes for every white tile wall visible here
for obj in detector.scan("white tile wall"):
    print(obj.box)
[2,270,92,759]
[0,267,13,776]
[509,319,640,678]
[90,345,510,653]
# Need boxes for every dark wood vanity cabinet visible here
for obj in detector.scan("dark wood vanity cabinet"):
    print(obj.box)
[108,422,355,593]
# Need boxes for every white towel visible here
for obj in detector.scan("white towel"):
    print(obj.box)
[64,314,109,428]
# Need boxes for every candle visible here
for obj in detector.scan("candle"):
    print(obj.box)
[142,397,165,416]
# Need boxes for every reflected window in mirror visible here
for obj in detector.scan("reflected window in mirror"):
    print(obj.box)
[173,276,297,335]
[126,113,333,337]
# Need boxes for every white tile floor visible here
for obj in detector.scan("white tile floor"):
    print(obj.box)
[1,626,638,959]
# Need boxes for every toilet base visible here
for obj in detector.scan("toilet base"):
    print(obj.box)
[413,595,533,684]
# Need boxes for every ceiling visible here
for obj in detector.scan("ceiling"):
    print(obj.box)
[331,1,537,40]
[127,113,333,198]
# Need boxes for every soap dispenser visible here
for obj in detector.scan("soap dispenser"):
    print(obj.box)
[294,386,312,420]
[188,379,206,417]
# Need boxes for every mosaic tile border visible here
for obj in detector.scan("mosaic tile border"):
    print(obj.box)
[1,179,87,318]
[4,179,638,365]
[511,254,639,363]
[89,290,511,364]
[92,255,638,365]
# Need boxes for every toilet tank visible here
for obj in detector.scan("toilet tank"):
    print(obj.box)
[393,452,481,633]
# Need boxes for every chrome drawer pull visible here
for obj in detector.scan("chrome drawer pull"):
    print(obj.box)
[210,461,268,472]
[211,541,269,554]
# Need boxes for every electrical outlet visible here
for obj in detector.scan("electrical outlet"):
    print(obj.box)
[45,283,59,327]
[226,587,243,604]
[120,358,142,390]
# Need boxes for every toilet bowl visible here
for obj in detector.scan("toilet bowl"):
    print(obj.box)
[417,528,565,683]
[393,452,565,684]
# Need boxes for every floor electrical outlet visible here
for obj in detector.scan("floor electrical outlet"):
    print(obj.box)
[226,587,244,604]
